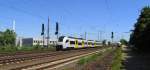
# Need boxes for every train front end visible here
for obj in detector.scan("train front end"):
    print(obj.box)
[56,36,65,51]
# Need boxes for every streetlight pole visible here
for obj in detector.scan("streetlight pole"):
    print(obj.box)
[85,32,87,40]
[47,17,50,47]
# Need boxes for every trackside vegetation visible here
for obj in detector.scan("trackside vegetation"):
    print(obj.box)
[0,29,55,54]
[0,45,55,54]
[78,52,102,65]
[76,47,122,70]
[111,47,122,70]
[0,29,16,46]
[78,48,112,65]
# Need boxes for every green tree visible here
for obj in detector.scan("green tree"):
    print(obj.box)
[0,29,16,46]
[120,39,128,45]
[0,31,4,46]
[129,6,150,51]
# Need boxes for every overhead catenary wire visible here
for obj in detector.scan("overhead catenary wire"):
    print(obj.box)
[0,1,48,38]
[105,0,119,30]
[104,0,118,41]
[60,6,94,37]
[0,1,45,20]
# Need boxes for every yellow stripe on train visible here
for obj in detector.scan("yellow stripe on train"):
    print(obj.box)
[82,41,84,48]
[75,39,78,48]
[94,41,96,47]
[90,43,92,47]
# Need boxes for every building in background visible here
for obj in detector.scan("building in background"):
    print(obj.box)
[16,37,23,47]
[16,37,57,47]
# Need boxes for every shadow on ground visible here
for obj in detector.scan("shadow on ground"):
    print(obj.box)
[122,46,150,70]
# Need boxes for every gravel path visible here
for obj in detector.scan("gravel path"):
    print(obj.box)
[122,45,150,70]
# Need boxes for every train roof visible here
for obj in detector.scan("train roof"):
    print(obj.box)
[68,36,84,40]
[96,41,102,42]
[88,40,94,41]
[59,36,85,40]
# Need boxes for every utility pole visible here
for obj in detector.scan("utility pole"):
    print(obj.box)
[85,32,87,40]
[47,17,50,47]
[98,31,99,41]
[13,20,16,32]
[98,31,102,41]
[100,31,103,41]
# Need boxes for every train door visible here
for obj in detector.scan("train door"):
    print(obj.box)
[75,39,78,48]
[65,39,69,48]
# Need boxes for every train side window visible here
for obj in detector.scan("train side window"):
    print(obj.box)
[85,42,87,44]
[66,40,69,43]
[70,41,75,44]
[78,42,82,45]
[88,42,90,45]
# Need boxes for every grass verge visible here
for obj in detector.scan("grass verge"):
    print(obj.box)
[111,47,122,70]
[78,48,112,65]
[0,45,56,54]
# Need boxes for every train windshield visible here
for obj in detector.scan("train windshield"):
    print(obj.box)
[58,36,65,42]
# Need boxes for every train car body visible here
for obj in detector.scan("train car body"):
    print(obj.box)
[56,36,102,50]
[95,41,103,47]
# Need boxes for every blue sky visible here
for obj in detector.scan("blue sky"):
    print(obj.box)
[0,0,149,41]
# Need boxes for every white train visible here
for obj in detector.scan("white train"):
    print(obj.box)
[56,36,102,50]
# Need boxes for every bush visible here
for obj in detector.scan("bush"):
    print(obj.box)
[0,46,18,53]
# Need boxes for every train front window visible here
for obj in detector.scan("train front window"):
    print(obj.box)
[58,36,65,42]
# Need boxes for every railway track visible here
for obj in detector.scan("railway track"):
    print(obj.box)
[0,49,88,65]
[0,48,104,70]
[19,47,111,70]
[0,51,60,65]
